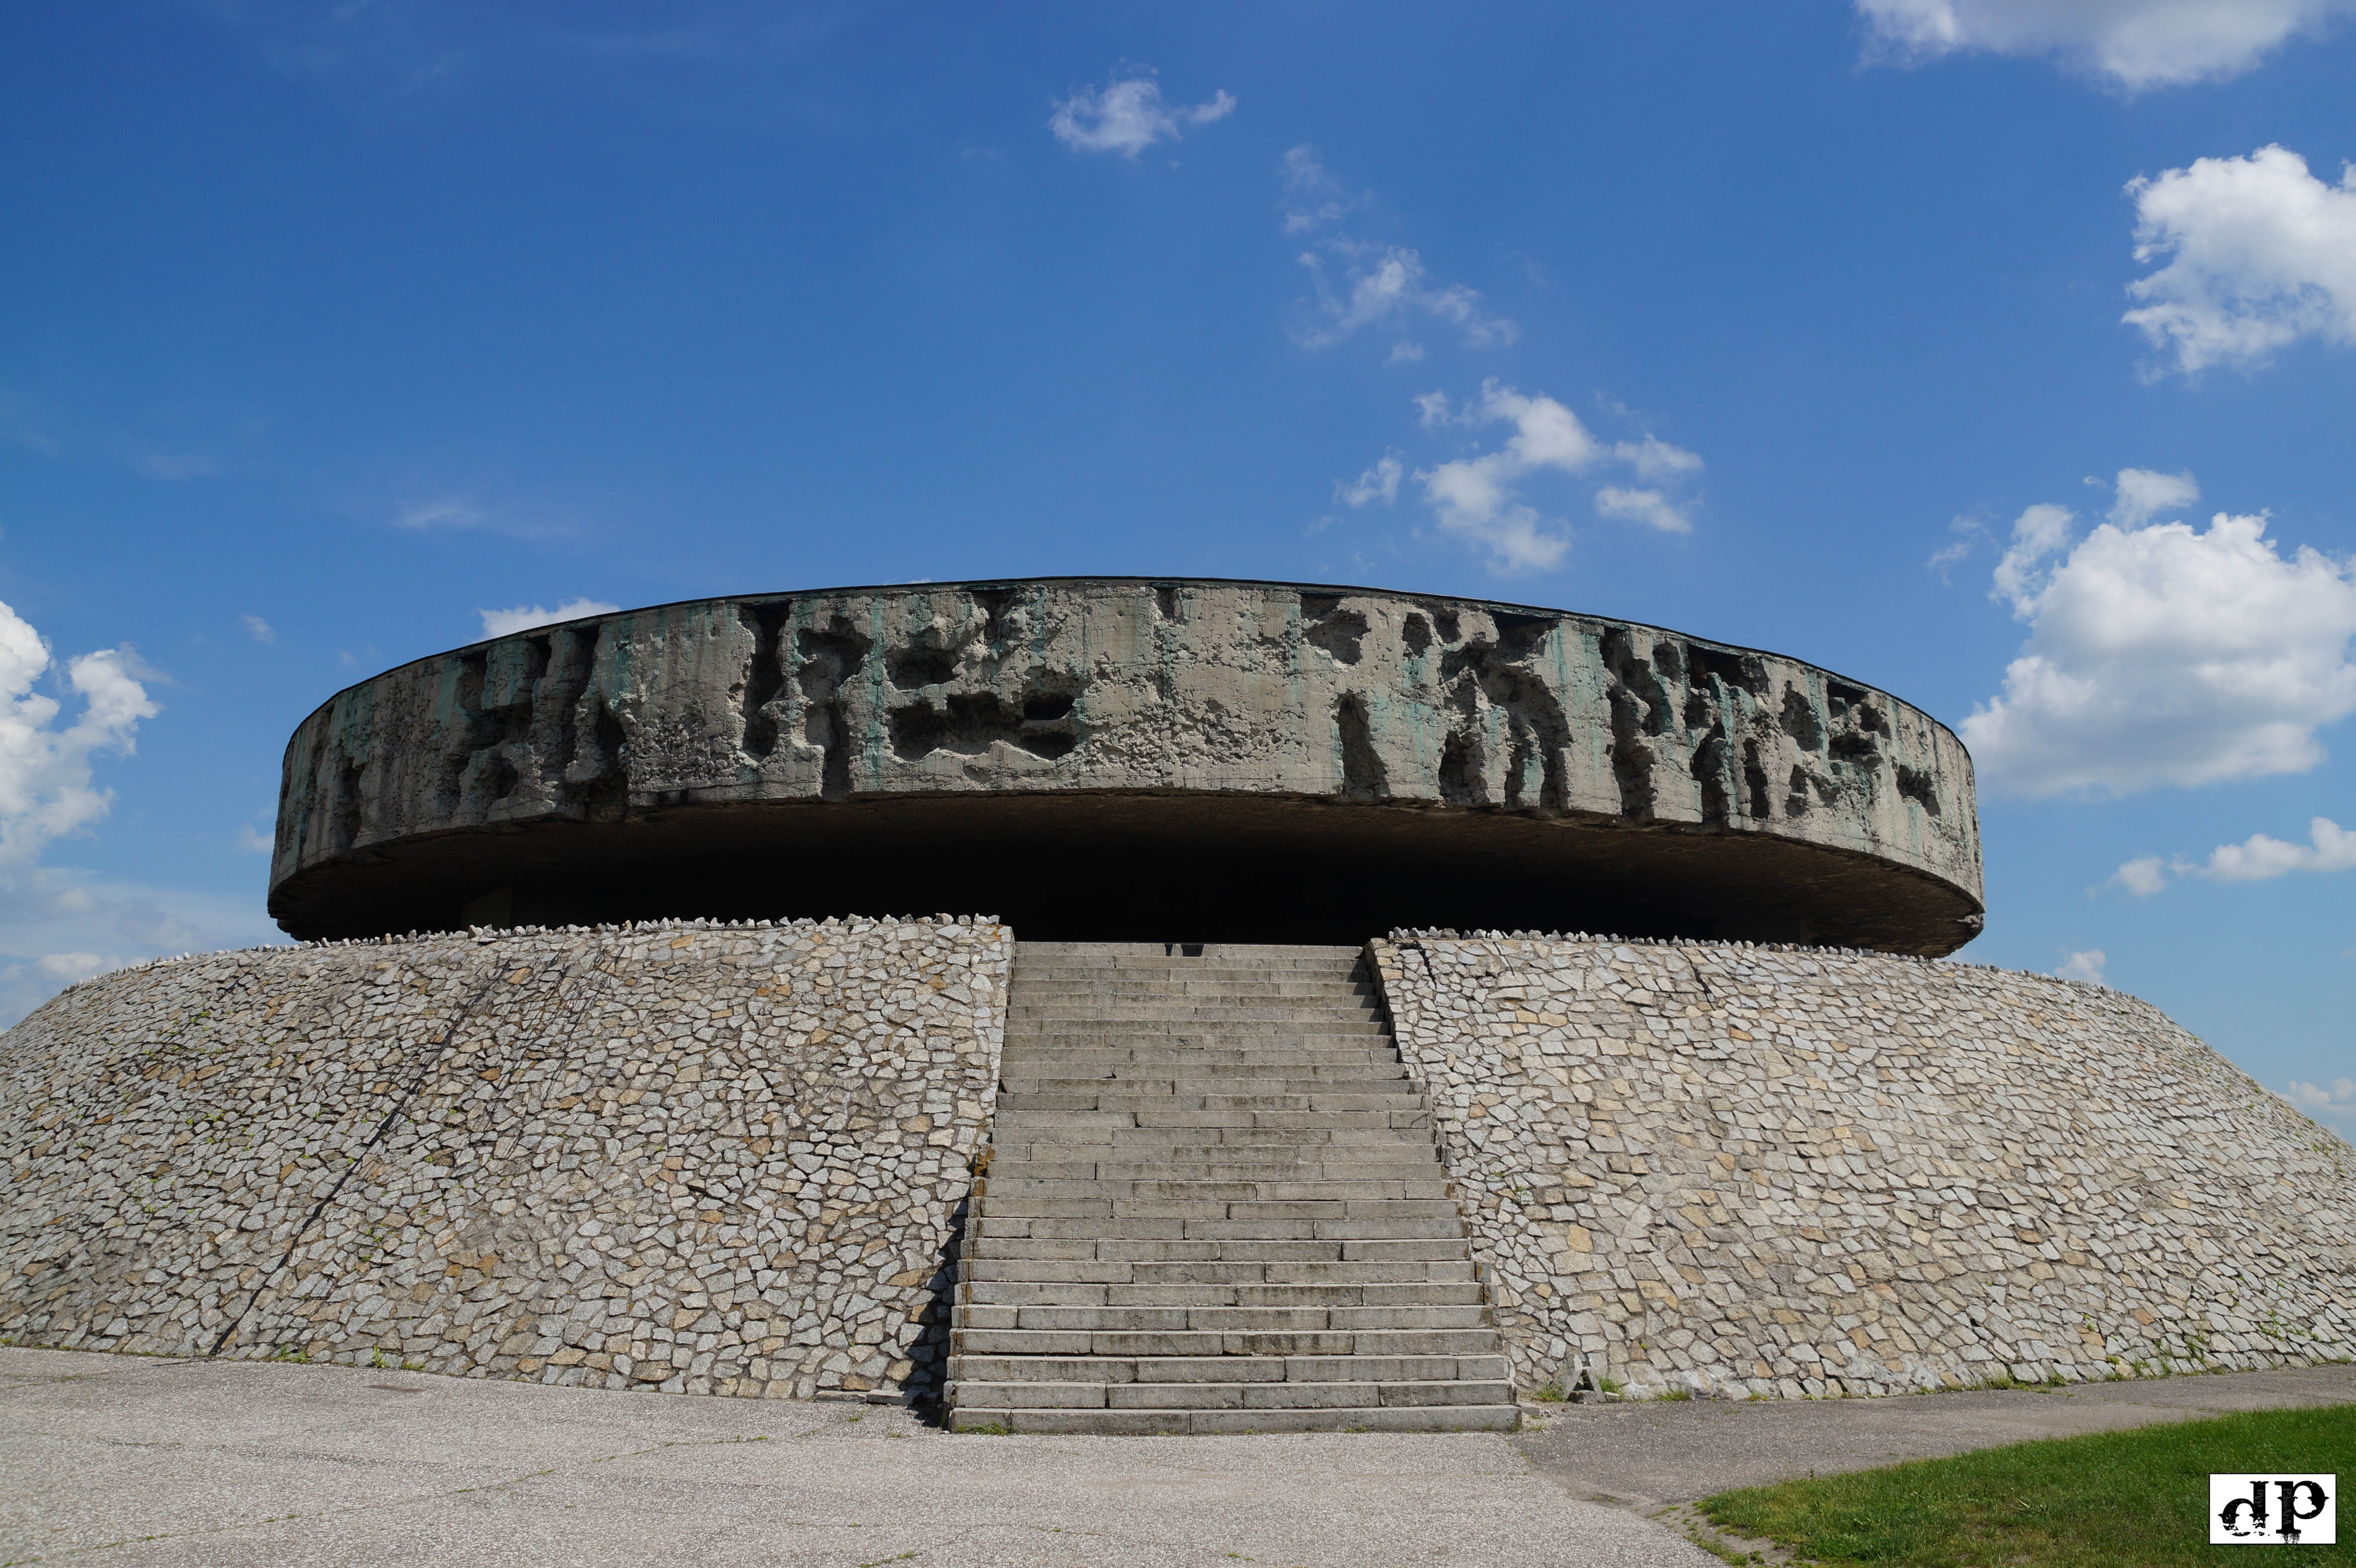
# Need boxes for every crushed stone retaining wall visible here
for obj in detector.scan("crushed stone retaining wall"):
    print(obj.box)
[1,917,1009,1401]
[1372,933,2356,1399]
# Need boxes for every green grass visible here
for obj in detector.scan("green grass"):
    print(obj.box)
[1699,1404,2355,1567]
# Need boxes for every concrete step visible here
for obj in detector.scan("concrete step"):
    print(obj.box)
[998,1078,1415,1094]
[1000,1071,1409,1093]
[1004,986,1376,997]
[966,1238,1473,1264]
[981,1179,1455,1201]
[1004,1057,1406,1077]
[953,1327,1507,1358]
[996,1094,1425,1115]
[944,1404,1521,1435]
[963,1258,1476,1284]
[988,1145,1437,1167]
[1011,972,1373,988]
[1007,1013,1384,1027]
[984,1170,1450,1190]
[973,1214,1470,1241]
[992,1112,1433,1132]
[947,940,1514,1434]
[1013,942,1362,959]
[949,1353,1512,1385]
[1008,992,1381,1008]
[1007,1006,1386,1024]
[975,1199,1463,1222]
[1004,1033,1394,1051]
[984,1161,1442,1182]
[1003,1045,1394,1063]
[947,1378,1515,1411]
[961,1304,1493,1332]
[960,1281,1488,1308]
[1008,981,1374,997]
[989,1128,1438,1152]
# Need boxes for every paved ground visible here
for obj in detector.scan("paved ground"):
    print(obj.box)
[1514,1362,2356,1508]
[10,1349,2349,1567]
[0,1347,1713,1568]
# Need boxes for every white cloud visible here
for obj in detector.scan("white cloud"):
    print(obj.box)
[2286,1076,2356,1138]
[2202,815,2356,879]
[1613,436,1706,484]
[1928,515,1990,579]
[1282,146,1360,233]
[34,951,108,983]
[1971,472,2198,595]
[1049,70,1232,158]
[2124,145,2356,376]
[391,495,578,541]
[1990,502,2079,611]
[1857,0,2356,89]
[240,614,276,644]
[394,496,489,531]
[1593,486,1693,535]
[1297,240,1517,351]
[1338,453,1404,508]
[476,598,621,640]
[2055,948,2108,983]
[1928,541,1975,575]
[0,601,158,868]
[1963,481,2356,795]
[0,864,278,1026]
[2112,816,2356,895]
[2108,467,2199,527]
[237,820,274,854]
[1400,382,1704,574]
[1283,145,1516,354]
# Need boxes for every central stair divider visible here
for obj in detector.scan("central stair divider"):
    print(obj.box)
[942,941,1518,1434]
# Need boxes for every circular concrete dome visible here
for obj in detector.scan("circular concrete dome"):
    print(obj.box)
[268,578,1984,952]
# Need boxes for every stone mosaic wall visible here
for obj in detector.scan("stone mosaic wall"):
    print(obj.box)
[1,917,1009,1402]
[1372,933,2356,1399]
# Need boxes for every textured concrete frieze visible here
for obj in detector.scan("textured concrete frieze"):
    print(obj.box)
[266,580,1984,952]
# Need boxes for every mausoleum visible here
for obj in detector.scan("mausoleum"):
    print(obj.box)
[4,579,2346,1433]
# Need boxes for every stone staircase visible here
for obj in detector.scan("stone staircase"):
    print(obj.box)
[943,942,1517,1433]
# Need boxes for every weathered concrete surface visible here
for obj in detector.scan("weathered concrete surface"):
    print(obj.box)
[0,1346,1717,1568]
[269,579,1983,952]
[1514,1363,2356,1509]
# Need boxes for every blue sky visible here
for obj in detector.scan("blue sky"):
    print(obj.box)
[3,2,2351,1135]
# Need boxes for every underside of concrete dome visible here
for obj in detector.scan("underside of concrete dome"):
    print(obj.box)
[268,578,1985,952]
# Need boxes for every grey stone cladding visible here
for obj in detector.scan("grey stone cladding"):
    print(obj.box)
[11,917,2350,1414]
[0,916,1009,1401]
[1371,933,2356,1399]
